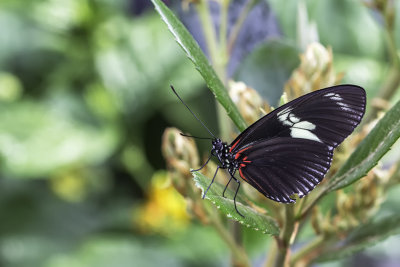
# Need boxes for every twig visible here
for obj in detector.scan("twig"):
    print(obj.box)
[227,0,260,55]
[274,204,296,267]
[208,205,251,267]
[291,236,325,266]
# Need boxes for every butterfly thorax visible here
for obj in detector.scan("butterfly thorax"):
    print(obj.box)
[211,138,239,173]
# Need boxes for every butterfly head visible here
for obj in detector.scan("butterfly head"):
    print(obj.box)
[211,138,236,170]
[212,138,223,151]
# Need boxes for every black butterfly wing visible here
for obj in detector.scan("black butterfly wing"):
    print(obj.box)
[237,137,334,203]
[230,85,366,152]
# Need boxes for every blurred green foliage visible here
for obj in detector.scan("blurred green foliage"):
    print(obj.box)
[0,0,210,266]
[1,0,400,267]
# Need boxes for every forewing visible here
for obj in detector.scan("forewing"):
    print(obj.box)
[238,137,333,203]
[230,85,366,152]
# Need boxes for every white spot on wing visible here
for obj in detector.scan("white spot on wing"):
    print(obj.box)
[291,128,321,142]
[325,92,354,111]
[277,107,292,116]
[277,107,293,126]
[337,102,350,108]
[325,92,343,101]
[289,113,300,123]
[277,107,322,142]
[295,121,316,130]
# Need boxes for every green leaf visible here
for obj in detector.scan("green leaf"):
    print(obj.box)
[94,14,203,120]
[0,96,119,177]
[315,214,400,262]
[150,0,247,131]
[325,99,400,192]
[192,171,280,235]
[268,0,384,59]
[235,40,300,106]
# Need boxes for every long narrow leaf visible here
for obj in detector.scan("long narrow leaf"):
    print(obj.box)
[151,0,247,131]
[315,214,400,262]
[326,99,400,192]
[192,171,280,235]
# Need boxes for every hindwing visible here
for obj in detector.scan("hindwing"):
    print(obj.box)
[237,138,334,202]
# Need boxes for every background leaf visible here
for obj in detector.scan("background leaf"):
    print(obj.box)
[268,0,385,59]
[93,14,203,120]
[315,215,400,262]
[1,0,399,266]
[0,95,119,177]
[192,171,280,236]
[235,40,300,105]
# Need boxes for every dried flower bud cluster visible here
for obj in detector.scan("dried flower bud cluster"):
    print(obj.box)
[162,127,199,195]
[161,127,210,223]
[137,127,213,234]
[284,42,342,100]
[312,167,390,237]
[330,117,380,177]
[229,80,271,125]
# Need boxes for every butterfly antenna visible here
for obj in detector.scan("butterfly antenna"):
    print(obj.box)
[170,85,216,138]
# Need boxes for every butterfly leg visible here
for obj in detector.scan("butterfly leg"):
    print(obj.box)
[222,177,233,198]
[192,153,212,172]
[203,166,220,199]
[230,174,244,218]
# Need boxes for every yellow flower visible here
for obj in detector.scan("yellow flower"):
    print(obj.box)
[136,171,189,235]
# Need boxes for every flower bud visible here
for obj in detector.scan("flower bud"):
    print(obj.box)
[320,211,335,236]
[162,127,199,195]
[229,80,271,125]
[318,159,391,238]
[284,42,342,100]
[311,206,323,235]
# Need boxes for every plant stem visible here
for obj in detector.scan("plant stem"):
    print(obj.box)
[290,235,325,267]
[196,0,220,68]
[274,204,296,267]
[191,0,247,131]
[363,2,400,124]
[196,3,248,267]
[383,0,399,69]
[264,238,278,267]
[297,185,326,220]
[196,0,227,83]
[227,0,259,55]
[219,0,230,77]
[209,206,251,267]
[294,197,306,219]
[363,65,400,123]
[215,0,233,140]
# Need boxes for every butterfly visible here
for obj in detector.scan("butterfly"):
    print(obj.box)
[171,85,366,216]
